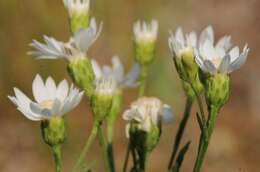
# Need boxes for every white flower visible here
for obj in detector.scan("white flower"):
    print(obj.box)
[195,26,249,74]
[8,74,84,121]
[63,0,90,17]
[91,56,140,89]
[133,20,158,43]
[29,18,102,62]
[168,27,197,57]
[123,97,173,137]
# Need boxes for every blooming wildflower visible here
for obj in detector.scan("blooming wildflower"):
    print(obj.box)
[29,18,102,62]
[195,26,249,74]
[91,56,140,89]
[123,97,173,136]
[8,74,83,121]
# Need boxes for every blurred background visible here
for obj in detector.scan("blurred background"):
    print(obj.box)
[0,0,260,171]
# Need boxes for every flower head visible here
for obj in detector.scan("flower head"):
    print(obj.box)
[29,18,102,62]
[63,0,90,17]
[123,97,173,136]
[168,27,197,57]
[91,56,140,89]
[8,74,83,121]
[133,20,158,44]
[195,26,249,74]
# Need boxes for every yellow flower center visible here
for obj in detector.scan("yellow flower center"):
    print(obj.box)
[40,100,54,109]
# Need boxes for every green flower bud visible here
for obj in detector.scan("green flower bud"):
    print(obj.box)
[201,73,230,108]
[67,57,95,97]
[135,41,155,65]
[41,117,66,146]
[70,13,89,34]
[133,20,158,66]
[91,78,116,122]
[63,0,90,33]
[174,51,203,99]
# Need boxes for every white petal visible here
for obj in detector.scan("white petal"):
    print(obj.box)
[175,27,185,47]
[229,45,249,73]
[161,104,174,123]
[56,80,69,102]
[45,77,57,100]
[91,59,103,78]
[199,25,214,46]
[32,74,48,103]
[219,55,231,73]
[229,46,240,62]
[112,56,124,83]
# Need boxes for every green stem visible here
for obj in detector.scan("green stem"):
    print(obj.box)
[72,121,100,172]
[52,144,62,172]
[107,123,116,172]
[139,152,148,172]
[193,106,219,172]
[138,65,148,97]
[98,127,114,172]
[168,98,193,170]
[122,142,131,172]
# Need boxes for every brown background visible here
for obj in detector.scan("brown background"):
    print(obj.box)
[0,0,259,171]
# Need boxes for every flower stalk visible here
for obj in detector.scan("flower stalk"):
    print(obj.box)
[193,105,219,172]
[51,144,62,172]
[168,97,193,169]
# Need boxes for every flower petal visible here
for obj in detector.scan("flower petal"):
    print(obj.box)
[33,74,48,103]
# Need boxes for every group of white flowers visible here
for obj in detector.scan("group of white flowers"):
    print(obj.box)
[7,1,249,171]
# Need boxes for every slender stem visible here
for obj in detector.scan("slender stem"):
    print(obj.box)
[122,142,131,172]
[107,124,116,172]
[52,144,62,172]
[98,127,114,172]
[131,147,138,171]
[168,98,193,169]
[138,65,148,97]
[139,152,148,172]
[72,121,100,172]
[193,106,219,172]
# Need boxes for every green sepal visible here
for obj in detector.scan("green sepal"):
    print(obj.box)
[201,73,230,109]
[41,117,66,146]
[67,57,95,97]
[70,13,89,34]
[91,92,114,122]
[135,41,155,66]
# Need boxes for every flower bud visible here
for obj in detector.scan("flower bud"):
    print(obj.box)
[67,57,95,97]
[201,73,230,109]
[169,28,203,99]
[41,117,66,147]
[63,0,90,33]
[133,20,158,65]
[91,78,116,122]
[123,97,173,153]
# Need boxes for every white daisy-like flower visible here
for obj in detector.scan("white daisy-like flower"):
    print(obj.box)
[91,56,140,89]
[123,97,173,137]
[29,18,102,62]
[8,74,84,121]
[195,26,249,74]
[168,27,197,57]
[63,0,90,17]
[133,20,159,43]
